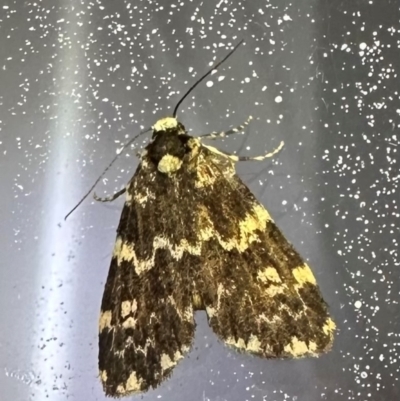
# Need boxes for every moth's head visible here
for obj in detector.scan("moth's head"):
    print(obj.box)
[147,117,199,175]
[152,117,186,137]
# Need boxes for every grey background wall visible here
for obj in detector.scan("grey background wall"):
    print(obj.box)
[0,1,399,400]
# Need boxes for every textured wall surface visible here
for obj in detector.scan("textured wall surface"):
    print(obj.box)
[0,1,399,400]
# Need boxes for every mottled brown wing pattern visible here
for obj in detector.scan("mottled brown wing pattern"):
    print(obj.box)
[98,160,198,397]
[98,133,334,397]
[193,147,335,357]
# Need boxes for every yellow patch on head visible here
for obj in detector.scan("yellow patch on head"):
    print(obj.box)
[153,117,178,132]
[292,264,317,286]
[158,154,183,173]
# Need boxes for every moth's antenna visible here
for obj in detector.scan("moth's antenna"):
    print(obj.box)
[173,40,244,118]
[64,127,151,220]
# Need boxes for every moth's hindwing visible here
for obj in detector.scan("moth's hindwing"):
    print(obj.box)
[98,125,335,396]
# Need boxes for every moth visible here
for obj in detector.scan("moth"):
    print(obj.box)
[68,41,335,397]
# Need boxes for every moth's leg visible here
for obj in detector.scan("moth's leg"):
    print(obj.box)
[199,116,253,140]
[94,187,126,202]
[204,141,284,162]
[234,141,285,162]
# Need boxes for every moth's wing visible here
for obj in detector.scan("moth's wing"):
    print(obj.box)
[98,162,197,397]
[194,146,335,358]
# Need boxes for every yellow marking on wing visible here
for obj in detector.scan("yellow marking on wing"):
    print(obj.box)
[100,370,108,382]
[257,266,282,283]
[206,305,217,318]
[99,310,112,331]
[323,317,336,335]
[247,335,262,352]
[292,264,317,286]
[197,203,272,252]
[192,293,203,309]
[160,350,184,372]
[116,371,143,395]
[122,317,137,329]
[111,203,273,276]
[194,163,219,188]
[225,334,262,353]
[264,284,285,297]
[121,300,132,318]
[284,336,318,357]
[132,186,156,206]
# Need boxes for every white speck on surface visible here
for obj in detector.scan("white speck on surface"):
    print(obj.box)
[275,96,282,103]
[206,81,213,88]
[354,300,362,309]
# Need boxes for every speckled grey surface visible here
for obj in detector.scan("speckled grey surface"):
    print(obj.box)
[1,1,399,400]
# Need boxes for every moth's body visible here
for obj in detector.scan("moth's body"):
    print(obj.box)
[98,117,335,397]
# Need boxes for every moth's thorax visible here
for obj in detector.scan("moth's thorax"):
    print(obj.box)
[147,118,200,174]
